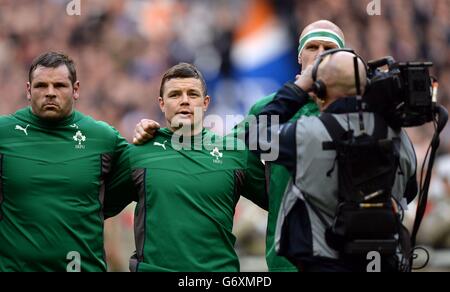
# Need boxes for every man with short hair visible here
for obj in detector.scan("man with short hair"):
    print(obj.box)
[0,52,129,272]
[251,51,417,272]
[132,20,347,272]
[108,63,267,272]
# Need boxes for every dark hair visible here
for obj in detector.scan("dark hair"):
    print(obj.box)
[159,63,207,97]
[28,52,77,85]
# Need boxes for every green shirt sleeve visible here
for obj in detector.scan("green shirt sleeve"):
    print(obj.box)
[230,94,277,139]
[232,93,319,137]
[241,149,268,211]
[103,132,137,219]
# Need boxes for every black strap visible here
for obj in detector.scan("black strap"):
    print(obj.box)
[320,113,346,150]
[411,106,448,248]
[372,113,388,140]
[321,113,389,151]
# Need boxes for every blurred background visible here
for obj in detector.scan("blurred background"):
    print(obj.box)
[0,0,449,271]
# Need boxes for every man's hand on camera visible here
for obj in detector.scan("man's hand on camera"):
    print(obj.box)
[133,119,160,145]
[294,65,314,93]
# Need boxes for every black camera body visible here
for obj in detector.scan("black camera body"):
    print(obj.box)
[363,57,434,128]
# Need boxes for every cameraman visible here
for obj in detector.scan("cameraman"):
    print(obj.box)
[250,51,418,272]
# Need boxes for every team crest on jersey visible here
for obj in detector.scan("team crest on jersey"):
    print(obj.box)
[210,147,223,164]
[73,130,86,149]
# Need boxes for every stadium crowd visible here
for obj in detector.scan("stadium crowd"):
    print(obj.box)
[0,0,449,271]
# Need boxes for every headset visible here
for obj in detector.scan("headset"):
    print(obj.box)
[311,48,369,102]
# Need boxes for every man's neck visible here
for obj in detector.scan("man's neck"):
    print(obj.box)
[28,108,75,126]
[320,99,335,112]
[168,124,203,137]
[323,96,361,113]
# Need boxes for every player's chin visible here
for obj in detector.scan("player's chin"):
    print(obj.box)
[38,110,65,121]
[173,117,194,128]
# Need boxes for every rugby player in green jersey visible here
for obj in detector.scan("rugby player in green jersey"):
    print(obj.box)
[0,52,129,272]
[106,63,268,272]
[133,20,346,272]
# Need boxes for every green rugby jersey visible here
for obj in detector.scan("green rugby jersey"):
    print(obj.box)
[0,107,128,272]
[233,93,319,272]
[108,128,267,272]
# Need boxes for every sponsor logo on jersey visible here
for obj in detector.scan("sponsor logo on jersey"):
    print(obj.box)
[154,140,168,150]
[15,124,30,136]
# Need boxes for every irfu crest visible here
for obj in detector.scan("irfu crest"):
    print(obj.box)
[73,130,86,149]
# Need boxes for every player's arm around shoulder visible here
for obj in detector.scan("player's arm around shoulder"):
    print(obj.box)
[102,124,137,219]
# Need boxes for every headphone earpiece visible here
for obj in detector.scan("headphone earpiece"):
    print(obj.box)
[311,55,327,100]
[312,80,327,100]
[309,48,369,101]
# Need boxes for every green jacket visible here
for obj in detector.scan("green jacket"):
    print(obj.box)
[108,128,267,272]
[0,107,128,272]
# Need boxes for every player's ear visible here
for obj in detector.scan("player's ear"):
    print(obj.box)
[159,96,165,113]
[73,81,80,101]
[203,95,210,112]
[26,82,32,101]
